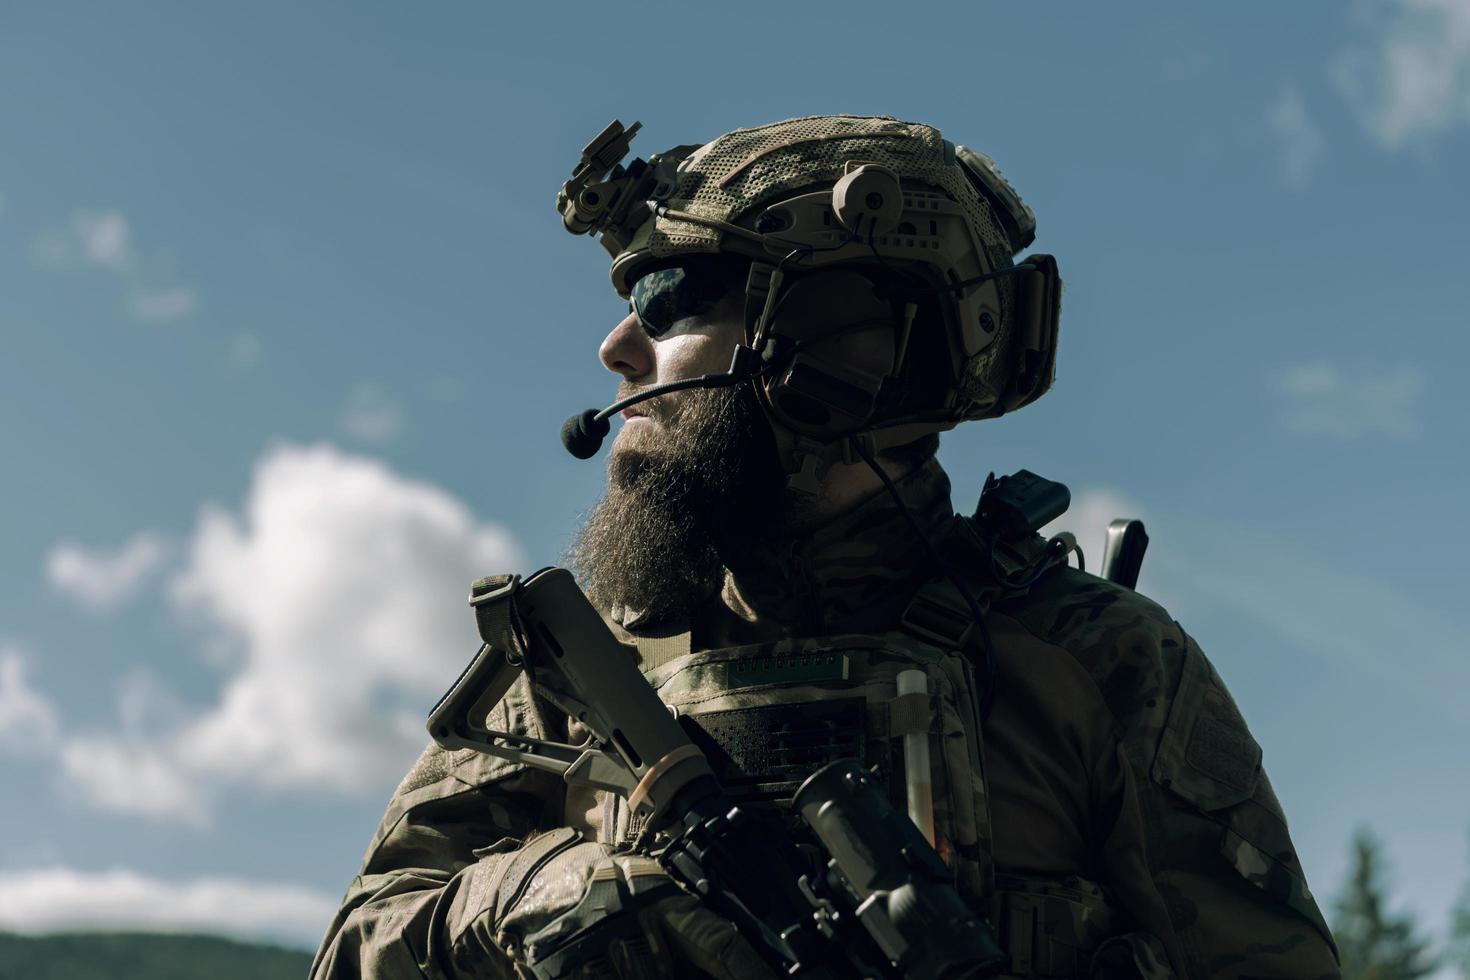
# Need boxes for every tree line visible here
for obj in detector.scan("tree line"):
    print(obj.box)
[0,828,1462,977]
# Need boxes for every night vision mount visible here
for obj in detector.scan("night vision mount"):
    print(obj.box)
[556,119,691,258]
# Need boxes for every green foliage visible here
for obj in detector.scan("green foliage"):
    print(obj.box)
[0,930,312,980]
[1450,835,1470,980]
[1333,829,1437,980]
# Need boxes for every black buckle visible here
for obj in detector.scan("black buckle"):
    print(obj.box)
[899,590,974,649]
[469,573,521,607]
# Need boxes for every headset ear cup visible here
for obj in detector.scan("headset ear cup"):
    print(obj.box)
[999,254,1062,411]
[757,269,898,440]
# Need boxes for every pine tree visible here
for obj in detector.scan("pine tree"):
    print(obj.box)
[1333,828,1437,980]
[1449,829,1470,980]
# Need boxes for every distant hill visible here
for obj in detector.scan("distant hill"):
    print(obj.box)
[0,930,313,980]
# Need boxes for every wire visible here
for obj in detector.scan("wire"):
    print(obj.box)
[942,262,1037,295]
[848,438,1000,720]
[864,235,925,292]
[984,533,1073,591]
[750,232,862,342]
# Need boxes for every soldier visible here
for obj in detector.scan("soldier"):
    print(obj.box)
[311,116,1340,979]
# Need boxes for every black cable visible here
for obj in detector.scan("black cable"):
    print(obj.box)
[984,531,1076,592]
[865,236,924,291]
[754,232,863,332]
[942,262,1037,295]
[849,439,1000,720]
[766,319,897,364]
[858,234,1034,339]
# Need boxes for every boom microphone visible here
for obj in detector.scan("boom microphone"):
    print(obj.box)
[561,409,611,459]
[560,346,763,459]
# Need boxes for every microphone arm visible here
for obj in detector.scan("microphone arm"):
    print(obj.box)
[561,345,762,459]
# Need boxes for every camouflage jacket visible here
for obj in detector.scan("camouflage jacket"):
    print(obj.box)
[311,460,1340,980]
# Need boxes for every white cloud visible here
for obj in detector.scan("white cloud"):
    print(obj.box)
[54,669,203,824]
[58,736,210,826]
[0,867,336,949]
[31,209,135,272]
[170,443,521,791]
[1044,487,1148,566]
[339,383,403,443]
[1268,86,1325,185]
[127,285,198,325]
[45,531,169,613]
[1334,0,1470,148]
[74,210,134,270]
[0,646,59,755]
[61,443,522,823]
[114,667,190,735]
[1040,487,1177,604]
[1271,360,1425,440]
[30,208,197,325]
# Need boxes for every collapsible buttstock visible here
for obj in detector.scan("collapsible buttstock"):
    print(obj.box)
[426,640,523,754]
[425,566,711,821]
[514,567,714,823]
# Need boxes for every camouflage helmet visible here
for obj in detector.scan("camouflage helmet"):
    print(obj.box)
[558,115,1061,480]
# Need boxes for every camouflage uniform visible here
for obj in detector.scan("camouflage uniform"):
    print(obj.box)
[311,460,1339,980]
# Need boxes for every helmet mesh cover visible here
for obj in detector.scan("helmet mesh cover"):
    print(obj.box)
[650,115,1007,261]
[633,115,1028,420]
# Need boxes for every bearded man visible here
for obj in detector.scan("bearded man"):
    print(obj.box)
[311,116,1340,980]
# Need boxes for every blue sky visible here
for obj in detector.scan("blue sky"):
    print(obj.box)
[2,0,1467,961]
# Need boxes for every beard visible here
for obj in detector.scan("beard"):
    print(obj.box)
[567,382,788,628]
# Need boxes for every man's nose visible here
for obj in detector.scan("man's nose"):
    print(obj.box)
[599,312,654,380]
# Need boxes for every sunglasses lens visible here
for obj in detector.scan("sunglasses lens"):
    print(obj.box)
[630,264,730,339]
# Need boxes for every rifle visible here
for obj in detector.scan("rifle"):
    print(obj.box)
[427,566,1004,979]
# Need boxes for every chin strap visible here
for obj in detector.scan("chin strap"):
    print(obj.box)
[775,425,956,496]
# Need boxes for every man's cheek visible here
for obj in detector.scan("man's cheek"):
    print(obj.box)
[613,417,659,451]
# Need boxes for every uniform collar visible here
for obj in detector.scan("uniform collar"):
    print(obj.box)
[713,458,956,639]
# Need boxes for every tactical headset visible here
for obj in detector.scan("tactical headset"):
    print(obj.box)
[558,120,1061,494]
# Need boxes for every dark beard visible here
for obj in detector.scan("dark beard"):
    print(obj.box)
[567,384,787,628]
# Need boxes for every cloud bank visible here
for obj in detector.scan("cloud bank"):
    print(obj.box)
[0,867,336,949]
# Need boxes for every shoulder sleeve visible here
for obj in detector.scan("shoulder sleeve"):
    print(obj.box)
[999,570,1342,980]
[309,675,565,980]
